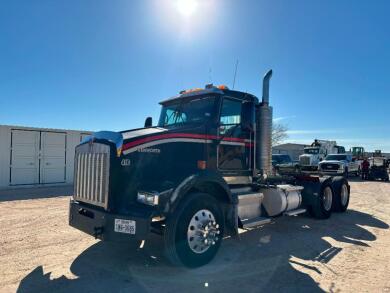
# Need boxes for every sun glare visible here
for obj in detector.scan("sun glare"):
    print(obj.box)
[176,0,199,17]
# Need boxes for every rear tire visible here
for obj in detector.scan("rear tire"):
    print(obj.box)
[163,192,224,268]
[344,167,349,178]
[331,178,350,212]
[309,183,333,219]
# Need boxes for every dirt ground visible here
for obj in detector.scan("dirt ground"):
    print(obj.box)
[1,180,390,293]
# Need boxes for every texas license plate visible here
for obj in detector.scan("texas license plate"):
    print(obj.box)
[114,219,136,234]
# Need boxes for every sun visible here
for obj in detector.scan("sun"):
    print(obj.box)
[176,0,199,17]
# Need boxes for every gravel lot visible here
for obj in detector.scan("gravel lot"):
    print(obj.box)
[1,180,390,293]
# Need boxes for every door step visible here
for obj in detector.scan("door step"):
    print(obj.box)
[242,216,271,229]
[284,208,306,216]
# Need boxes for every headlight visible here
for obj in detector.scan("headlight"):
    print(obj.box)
[137,191,159,206]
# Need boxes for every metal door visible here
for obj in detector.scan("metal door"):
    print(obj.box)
[10,130,40,185]
[217,98,251,171]
[40,132,66,184]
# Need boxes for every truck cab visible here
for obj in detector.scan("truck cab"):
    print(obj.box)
[69,70,351,268]
[299,146,327,171]
[299,140,344,172]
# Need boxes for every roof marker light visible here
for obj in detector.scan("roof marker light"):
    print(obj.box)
[217,85,229,90]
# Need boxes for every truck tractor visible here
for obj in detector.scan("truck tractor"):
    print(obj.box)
[299,140,344,171]
[69,70,350,268]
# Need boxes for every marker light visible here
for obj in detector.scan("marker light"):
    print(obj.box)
[217,85,229,90]
[180,88,203,94]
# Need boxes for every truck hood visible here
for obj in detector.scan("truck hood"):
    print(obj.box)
[319,160,346,165]
[300,154,317,158]
[86,126,213,157]
[82,127,168,157]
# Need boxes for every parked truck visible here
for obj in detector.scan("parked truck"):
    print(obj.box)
[350,146,365,160]
[299,140,344,171]
[69,70,350,267]
[318,153,361,177]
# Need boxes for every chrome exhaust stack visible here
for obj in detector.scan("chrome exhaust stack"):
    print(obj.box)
[256,70,273,177]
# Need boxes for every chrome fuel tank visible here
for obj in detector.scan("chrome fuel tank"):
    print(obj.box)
[260,185,303,217]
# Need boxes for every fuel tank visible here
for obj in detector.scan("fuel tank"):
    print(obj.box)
[260,185,303,216]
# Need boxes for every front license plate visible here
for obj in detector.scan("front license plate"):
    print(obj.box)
[114,219,136,234]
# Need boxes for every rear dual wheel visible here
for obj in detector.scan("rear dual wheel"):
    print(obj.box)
[310,184,333,219]
[332,178,350,212]
[164,193,224,268]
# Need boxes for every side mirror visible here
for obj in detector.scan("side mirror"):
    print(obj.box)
[144,117,153,128]
[241,101,255,131]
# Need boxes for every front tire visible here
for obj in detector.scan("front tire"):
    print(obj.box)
[164,192,224,268]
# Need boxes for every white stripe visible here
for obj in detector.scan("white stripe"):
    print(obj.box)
[122,137,249,155]
[220,141,245,146]
[123,138,213,155]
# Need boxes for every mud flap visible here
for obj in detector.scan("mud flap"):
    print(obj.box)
[225,203,240,240]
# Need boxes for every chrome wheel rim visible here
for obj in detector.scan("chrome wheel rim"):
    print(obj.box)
[340,184,349,206]
[323,186,333,211]
[187,209,220,254]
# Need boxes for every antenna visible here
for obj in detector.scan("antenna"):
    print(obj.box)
[232,60,239,89]
[208,67,213,84]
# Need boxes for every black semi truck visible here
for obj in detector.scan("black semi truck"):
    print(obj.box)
[69,70,350,267]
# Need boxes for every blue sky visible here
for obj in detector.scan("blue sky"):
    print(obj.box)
[1,0,389,151]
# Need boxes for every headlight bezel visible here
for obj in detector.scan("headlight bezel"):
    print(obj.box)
[137,191,159,206]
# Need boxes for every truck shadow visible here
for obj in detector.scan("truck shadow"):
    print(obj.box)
[17,209,388,293]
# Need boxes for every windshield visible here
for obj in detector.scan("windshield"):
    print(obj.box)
[326,154,347,161]
[304,148,319,154]
[272,155,291,164]
[158,96,215,128]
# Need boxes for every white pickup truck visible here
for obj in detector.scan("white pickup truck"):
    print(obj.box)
[318,154,361,177]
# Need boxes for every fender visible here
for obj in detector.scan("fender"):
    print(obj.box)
[296,176,334,207]
[163,170,239,237]
[165,170,235,211]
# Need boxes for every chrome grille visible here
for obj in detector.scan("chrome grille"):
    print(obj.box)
[73,143,110,209]
[320,163,339,171]
[300,156,311,166]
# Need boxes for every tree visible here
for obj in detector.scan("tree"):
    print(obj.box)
[272,123,288,146]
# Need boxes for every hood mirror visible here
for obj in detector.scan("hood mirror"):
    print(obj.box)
[144,117,153,128]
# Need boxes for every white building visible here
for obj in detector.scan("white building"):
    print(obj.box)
[0,125,91,189]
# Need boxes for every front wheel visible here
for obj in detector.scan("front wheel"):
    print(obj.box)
[164,193,224,268]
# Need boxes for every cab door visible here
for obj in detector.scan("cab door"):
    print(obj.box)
[217,97,253,172]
